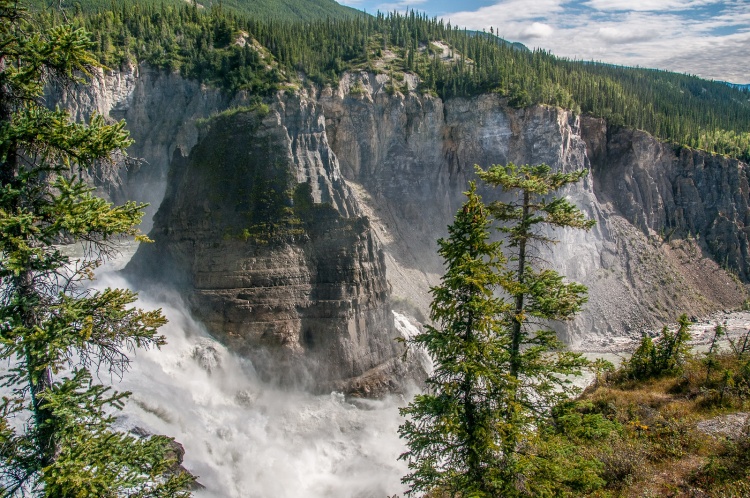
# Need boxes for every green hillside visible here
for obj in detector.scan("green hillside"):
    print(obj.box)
[27,0,362,21]
[33,3,750,161]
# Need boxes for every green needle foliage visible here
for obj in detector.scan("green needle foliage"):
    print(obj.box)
[25,0,362,22]
[400,166,595,497]
[0,1,193,495]
[399,183,512,496]
[622,314,693,381]
[479,163,595,493]
[477,163,595,388]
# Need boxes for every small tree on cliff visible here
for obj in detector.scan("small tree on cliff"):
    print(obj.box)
[0,1,193,495]
[399,164,594,496]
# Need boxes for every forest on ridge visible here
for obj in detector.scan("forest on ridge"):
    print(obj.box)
[28,1,750,162]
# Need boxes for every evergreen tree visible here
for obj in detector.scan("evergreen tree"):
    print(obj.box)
[623,314,693,381]
[478,163,594,494]
[399,167,594,497]
[33,2,749,161]
[0,1,193,495]
[399,183,512,496]
[476,162,594,385]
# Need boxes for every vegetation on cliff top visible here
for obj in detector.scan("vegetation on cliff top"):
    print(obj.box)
[26,0,361,22]
[30,2,750,161]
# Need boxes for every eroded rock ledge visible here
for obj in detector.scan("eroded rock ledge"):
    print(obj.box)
[63,66,748,393]
[127,103,419,395]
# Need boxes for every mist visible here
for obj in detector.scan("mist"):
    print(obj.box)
[92,252,414,498]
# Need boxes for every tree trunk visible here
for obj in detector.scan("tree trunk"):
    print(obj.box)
[510,190,529,380]
[18,271,56,466]
[462,319,482,487]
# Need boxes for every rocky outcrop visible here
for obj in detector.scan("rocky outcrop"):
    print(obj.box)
[582,117,750,280]
[46,64,238,230]
[317,73,747,345]
[127,101,418,395]
[84,67,747,391]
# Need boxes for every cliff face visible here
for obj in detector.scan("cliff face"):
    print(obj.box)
[582,118,750,280]
[318,73,746,345]
[69,66,749,392]
[127,101,417,395]
[46,65,235,230]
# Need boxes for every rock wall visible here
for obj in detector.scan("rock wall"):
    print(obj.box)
[127,102,418,395]
[70,66,749,391]
[582,118,750,280]
[46,64,236,230]
[317,73,747,346]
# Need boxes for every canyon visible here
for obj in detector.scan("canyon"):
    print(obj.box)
[51,64,749,394]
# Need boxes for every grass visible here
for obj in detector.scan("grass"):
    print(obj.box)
[195,102,270,130]
[552,350,750,497]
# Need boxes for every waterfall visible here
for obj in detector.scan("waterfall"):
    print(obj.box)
[86,245,412,497]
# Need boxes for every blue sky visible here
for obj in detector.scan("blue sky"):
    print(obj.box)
[339,0,750,84]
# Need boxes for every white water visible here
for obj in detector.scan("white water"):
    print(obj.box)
[88,248,413,498]
[52,239,713,496]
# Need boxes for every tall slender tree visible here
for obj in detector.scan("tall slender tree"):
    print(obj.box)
[400,165,594,496]
[476,162,594,426]
[399,183,512,496]
[476,163,594,492]
[0,1,192,495]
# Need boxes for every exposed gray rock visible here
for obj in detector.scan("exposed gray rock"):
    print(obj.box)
[127,104,420,395]
[70,67,748,393]
[582,117,750,280]
[319,74,746,346]
[46,64,240,231]
[696,412,749,440]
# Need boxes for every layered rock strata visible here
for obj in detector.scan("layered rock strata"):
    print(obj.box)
[67,66,749,390]
[127,101,415,395]
[582,118,750,280]
[318,73,746,345]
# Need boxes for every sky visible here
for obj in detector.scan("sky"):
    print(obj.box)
[338,0,750,84]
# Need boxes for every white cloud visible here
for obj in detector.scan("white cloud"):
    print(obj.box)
[444,0,566,43]
[441,0,750,82]
[583,0,722,12]
[445,0,566,25]
[522,22,554,39]
[596,26,658,44]
[657,31,750,82]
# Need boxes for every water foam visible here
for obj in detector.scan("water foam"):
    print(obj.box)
[94,269,411,498]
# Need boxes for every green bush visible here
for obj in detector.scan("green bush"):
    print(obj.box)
[349,80,366,96]
[622,314,692,381]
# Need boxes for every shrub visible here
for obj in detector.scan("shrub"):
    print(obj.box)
[349,80,366,96]
[622,314,692,381]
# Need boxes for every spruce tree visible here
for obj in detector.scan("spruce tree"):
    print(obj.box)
[624,314,693,381]
[399,183,512,496]
[0,1,193,495]
[400,165,594,496]
[477,163,594,492]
